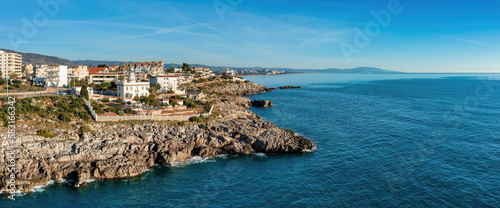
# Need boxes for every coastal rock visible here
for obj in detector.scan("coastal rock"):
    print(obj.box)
[279,86,303,89]
[0,81,314,194]
[207,82,275,96]
[251,100,273,108]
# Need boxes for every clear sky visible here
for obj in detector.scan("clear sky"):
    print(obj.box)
[1,0,499,72]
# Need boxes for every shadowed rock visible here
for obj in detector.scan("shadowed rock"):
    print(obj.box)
[279,86,303,89]
[251,100,273,108]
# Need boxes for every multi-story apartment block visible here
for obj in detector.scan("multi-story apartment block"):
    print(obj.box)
[68,65,88,81]
[34,65,68,87]
[0,50,22,79]
[150,75,183,94]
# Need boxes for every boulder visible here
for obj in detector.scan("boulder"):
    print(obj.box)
[251,100,273,108]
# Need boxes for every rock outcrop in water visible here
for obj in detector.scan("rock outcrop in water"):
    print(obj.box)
[279,86,303,89]
[0,81,315,193]
[251,100,273,108]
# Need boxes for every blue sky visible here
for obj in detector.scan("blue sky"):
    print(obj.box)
[0,0,499,72]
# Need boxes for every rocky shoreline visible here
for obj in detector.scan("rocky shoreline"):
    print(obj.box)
[0,82,315,194]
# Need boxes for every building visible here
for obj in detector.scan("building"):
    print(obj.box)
[0,50,22,79]
[150,75,183,94]
[89,72,118,84]
[87,67,108,76]
[221,68,237,77]
[22,64,33,78]
[68,65,88,81]
[117,71,150,102]
[33,65,68,87]
[193,66,212,75]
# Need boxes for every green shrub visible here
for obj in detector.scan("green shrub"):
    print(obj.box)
[196,78,207,84]
[117,98,123,103]
[80,114,93,122]
[189,116,200,122]
[58,113,73,122]
[102,97,110,102]
[80,125,95,135]
[199,123,206,129]
[125,108,134,114]
[37,129,55,138]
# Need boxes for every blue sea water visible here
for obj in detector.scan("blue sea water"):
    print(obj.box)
[3,73,500,207]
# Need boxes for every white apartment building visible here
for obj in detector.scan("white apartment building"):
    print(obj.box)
[150,75,182,93]
[68,65,88,80]
[193,67,212,76]
[34,65,68,87]
[89,72,118,84]
[117,71,150,102]
[0,50,22,79]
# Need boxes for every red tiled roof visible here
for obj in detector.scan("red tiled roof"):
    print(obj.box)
[88,67,107,75]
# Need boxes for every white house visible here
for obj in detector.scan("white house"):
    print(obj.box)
[117,71,150,102]
[150,75,184,94]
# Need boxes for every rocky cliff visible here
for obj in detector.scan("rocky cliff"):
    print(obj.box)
[0,83,315,194]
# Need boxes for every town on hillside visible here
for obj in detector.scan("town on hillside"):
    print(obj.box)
[0,50,242,121]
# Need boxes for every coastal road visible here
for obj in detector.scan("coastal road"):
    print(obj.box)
[0,87,60,98]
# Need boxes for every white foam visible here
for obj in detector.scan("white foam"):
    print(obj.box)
[216,154,228,159]
[32,180,55,193]
[169,156,216,167]
[85,178,95,183]
[254,153,267,157]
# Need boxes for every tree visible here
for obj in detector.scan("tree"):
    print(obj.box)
[133,96,140,103]
[9,73,18,80]
[168,67,175,73]
[182,63,191,72]
[170,99,179,108]
[98,64,108,68]
[110,82,117,92]
[81,85,89,100]
[118,75,125,82]
[150,83,161,92]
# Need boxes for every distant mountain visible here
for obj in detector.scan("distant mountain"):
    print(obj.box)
[0,49,76,66]
[0,49,402,74]
[312,67,403,74]
[72,60,130,67]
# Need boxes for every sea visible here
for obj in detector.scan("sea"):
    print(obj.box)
[2,73,499,207]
